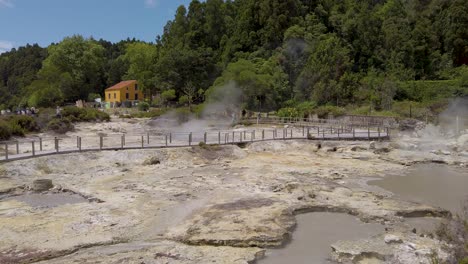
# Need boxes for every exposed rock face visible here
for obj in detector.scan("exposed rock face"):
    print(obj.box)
[168,198,295,248]
[31,179,53,192]
[331,232,451,264]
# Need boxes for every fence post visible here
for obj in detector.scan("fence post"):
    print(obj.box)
[5,144,8,160]
[32,141,35,156]
[337,128,340,140]
[169,133,172,143]
[386,127,390,139]
[204,132,207,144]
[99,136,103,150]
[290,129,293,138]
[262,129,265,140]
[123,134,126,146]
[39,137,43,151]
[232,131,235,142]
[251,131,254,142]
[378,127,381,139]
[353,128,355,140]
[15,140,19,154]
[240,132,242,142]
[121,135,124,149]
[147,133,150,145]
[55,137,59,153]
[368,127,370,140]
[218,132,221,144]
[189,133,192,146]
[302,126,305,136]
[78,137,82,151]
[165,134,168,146]
[141,135,144,148]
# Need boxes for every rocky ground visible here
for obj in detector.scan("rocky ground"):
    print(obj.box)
[0,119,467,264]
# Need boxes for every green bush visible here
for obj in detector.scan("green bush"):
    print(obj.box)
[131,109,166,118]
[46,118,74,134]
[138,102,150,112]
[0,120,12,140]
[61,106,110,122]
[314,105,345,119]
[277,107,300,118]
[4,115,39,133]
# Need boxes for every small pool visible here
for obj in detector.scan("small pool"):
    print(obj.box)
[259,212,383,264]
[369,164,468,213]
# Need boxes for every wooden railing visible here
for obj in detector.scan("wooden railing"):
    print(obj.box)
[0,125,389,163]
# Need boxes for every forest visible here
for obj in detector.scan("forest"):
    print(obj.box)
[0,0,467,117]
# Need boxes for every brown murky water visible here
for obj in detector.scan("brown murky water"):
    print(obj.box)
[369,164,468,213]
[260,213,383,264]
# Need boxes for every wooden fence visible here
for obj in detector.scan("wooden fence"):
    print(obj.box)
[0,125,389,163]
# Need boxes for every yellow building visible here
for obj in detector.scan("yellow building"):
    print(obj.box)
[105,80,144,104]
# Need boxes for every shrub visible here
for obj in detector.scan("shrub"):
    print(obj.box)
[131,109,166,118]
[0,120,12,140]
[314,105,345,119]
[46,118,74,134]
[138,102,150,112]
[277,107,300,118]
[61,106,110,122]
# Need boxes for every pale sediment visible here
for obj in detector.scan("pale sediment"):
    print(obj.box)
[0,122,466,263]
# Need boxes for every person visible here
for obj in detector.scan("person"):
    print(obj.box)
[56,106,62,118]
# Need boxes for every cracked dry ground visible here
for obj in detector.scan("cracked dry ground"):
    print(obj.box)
[0,140,464,264]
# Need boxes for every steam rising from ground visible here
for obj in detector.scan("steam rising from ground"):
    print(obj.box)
[399,97,468,152]
[148,81,244,133]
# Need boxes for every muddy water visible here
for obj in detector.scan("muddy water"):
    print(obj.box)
[260,213,383,264]
[5,193,88,208]
[369,164,468,213]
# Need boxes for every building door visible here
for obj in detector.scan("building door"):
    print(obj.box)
[135,94,138,101]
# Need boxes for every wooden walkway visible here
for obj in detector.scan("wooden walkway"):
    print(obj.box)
[0,124,389,163]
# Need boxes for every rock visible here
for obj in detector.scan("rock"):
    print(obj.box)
[384,235,403,244]
[143,157,160,165]
[351,146,367,152]
[369,141,376,150]
[374,148,392,154]
[31,179,53,192]
[399,119,426,131]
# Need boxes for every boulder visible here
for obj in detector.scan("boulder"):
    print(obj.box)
[384,235,403,244]
[31,179,53,192]
[399,119,426,131]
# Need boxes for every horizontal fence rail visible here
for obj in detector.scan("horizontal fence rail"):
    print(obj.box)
[0,124,390,163]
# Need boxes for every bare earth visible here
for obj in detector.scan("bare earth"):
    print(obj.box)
[0,119,467,264]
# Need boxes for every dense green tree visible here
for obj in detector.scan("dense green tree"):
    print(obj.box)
[31,35,105,103]
[1,0,468,111]
[121,42,158,96]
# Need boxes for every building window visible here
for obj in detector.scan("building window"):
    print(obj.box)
[135,94,139,101]
[126,87,129,91]
[135,84,138,91]
[114,93,116,99]
[108,93,110,99]
[126,93,129,99]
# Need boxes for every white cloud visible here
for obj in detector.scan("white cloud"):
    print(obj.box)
[145,0,159,8]
[0,41,14,54]
[0,0,14,8]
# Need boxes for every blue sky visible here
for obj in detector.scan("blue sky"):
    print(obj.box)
[0,0,192,53]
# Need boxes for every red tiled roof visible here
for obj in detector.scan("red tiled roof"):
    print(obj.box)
[105,80,137,91]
